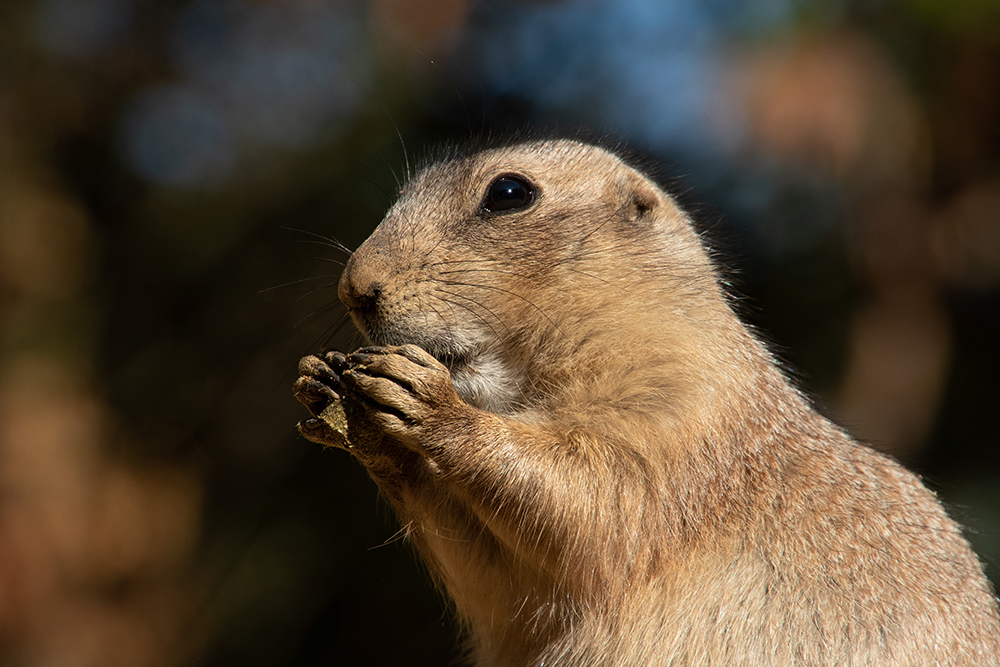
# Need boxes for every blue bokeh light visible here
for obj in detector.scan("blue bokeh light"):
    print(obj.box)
[33,0,135,58]
[121,85,237,188]
[463,0,760,154]
[119,0,370,188]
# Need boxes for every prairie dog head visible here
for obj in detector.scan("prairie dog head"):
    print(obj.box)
[339,139,722,414]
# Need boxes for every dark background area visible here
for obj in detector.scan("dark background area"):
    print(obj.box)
[1,0,998,665]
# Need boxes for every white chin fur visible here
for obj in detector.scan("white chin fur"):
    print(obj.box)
[449,354,519,415]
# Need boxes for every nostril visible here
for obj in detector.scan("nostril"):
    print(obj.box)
[359,282,382,310]
[338,272,381,312]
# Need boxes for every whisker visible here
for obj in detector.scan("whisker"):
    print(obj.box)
[379,153,403,195]
[437,267,554,282]
[285,280,341,304]
[319,312,360,352]
[338,66,409,183]
[279,226,355,255]
[576,202,629,246]
[278,253,347,266]
[435,296,506,349]
[355,175,393,207]
[258,273,342,296]
[369,524,411,549]
[410,45,473,139]
[439,264,608,287]
[368,160,398,202]
[435,288,511,337]
[292,299,347,333]
[439,281,565,340]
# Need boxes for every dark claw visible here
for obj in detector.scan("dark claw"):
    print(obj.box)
[300,354,349,393]
[293,375,340,416]
[347,351,375,365]
[298,417,349,449]
[321,349,350,372]
[340,368,361,388]
[298,355,336,380]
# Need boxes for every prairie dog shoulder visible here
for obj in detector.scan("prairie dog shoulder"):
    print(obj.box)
[297,138,1000,666]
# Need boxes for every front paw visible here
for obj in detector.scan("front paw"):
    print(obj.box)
[343,344,461,450]
[293,351,352,448]
[293,352,345,416]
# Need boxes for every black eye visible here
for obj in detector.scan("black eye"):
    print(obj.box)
[482,175,535,213]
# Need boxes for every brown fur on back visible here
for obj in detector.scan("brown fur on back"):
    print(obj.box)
[298,139,1000,666]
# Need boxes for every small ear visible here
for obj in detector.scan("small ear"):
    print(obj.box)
[618,170,661,222]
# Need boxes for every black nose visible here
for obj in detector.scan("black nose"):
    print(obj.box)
[338,270,380,312]
[338,241,387,316]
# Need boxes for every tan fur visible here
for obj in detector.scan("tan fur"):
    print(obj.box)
[296,139,1000,666]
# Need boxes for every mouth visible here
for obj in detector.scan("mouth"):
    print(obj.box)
[367,327,475,374]
[363,321,516,413]
[430,346,475,374]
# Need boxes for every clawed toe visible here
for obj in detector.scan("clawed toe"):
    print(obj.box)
[297,417,349,449]
[293,375,340,416]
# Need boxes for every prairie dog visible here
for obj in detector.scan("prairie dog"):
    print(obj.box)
[294,138,1000,666]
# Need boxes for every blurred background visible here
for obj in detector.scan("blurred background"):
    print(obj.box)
[1,0,998,664]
